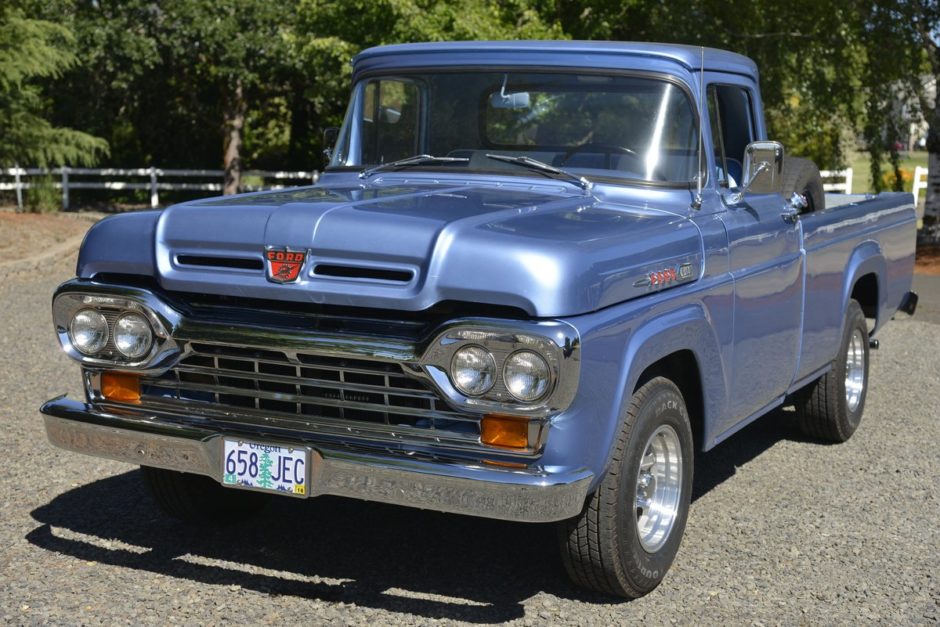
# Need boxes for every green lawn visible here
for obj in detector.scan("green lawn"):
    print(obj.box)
[846,150,928,194]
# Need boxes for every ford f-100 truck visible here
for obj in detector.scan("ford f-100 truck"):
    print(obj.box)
[42,41,919,598]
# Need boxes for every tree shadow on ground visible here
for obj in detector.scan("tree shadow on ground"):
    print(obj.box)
[27,407,809,622]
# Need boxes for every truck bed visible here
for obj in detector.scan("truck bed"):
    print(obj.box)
[797,191,916,383]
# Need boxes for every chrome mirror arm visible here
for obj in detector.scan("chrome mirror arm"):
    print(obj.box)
[728,161,770,204]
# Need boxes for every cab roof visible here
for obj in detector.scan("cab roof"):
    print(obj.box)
[353,40,758,77]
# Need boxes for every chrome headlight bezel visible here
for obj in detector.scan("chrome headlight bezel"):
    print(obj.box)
[419,320,580,417]
[52,288,179,370]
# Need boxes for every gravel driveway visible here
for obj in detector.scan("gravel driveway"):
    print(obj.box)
[1,254,937,625]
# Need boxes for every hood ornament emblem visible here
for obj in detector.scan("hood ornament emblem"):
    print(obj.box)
[264,247,307,283]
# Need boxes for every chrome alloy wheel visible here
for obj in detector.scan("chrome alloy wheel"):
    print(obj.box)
[845,328,867,412]
[634,424,683,553]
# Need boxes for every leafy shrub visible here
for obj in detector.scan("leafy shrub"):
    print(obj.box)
[25,176,60,213]
[881,168,913,192]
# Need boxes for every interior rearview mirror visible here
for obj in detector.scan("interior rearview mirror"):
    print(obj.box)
[490,74,530,110]
[490,90,531,110]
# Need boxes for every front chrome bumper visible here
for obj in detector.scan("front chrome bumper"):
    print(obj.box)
[40,396,592,523]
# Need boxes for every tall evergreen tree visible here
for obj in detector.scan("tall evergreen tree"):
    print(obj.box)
[0,4,107,167]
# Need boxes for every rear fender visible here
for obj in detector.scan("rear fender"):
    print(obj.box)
[843,241,885,332]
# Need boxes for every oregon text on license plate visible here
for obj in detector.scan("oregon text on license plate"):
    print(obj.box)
[222,439,309,496]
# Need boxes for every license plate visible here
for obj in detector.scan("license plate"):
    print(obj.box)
[222,439,309,497]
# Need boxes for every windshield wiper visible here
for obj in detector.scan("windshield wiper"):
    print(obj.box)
[485,154,593,192]
[359,154,469,179]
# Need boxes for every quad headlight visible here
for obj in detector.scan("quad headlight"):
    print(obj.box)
[53,287,179,369]
[63,303,157,362]
[114,313,153,359]
[450,345,497,396]
[69,309,109,355]
[432,325,570,412]
[503,350,551,402]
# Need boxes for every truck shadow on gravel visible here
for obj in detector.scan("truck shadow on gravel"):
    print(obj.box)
[27,409,804,621]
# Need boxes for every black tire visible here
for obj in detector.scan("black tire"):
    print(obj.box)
[141,466,271,524]
[783,156,824,213]
[795,299,870,442]
[557,377,694,598]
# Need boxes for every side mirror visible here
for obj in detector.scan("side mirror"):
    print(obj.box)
[322,127,339,160]
[731,140,784,203]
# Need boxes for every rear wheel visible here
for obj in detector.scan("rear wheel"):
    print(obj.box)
[141,466,271,524]
[795,299,869,442]
[557,377,693,598]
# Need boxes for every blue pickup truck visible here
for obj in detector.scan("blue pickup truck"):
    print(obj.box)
[42,41,918,597]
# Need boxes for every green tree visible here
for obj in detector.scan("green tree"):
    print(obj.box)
[0,4,107,167]
[289,0,564,166]
[158,1,293,193]
[857,0,939,228]
[256,452,274,489]
[547,0,865,170]
[36,0,297,187]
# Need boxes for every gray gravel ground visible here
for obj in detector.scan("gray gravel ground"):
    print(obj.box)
[913,274,940,325]
[1,253,938,625]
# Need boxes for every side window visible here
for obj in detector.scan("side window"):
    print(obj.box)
[360,78,420,165]
[707,85,755,188]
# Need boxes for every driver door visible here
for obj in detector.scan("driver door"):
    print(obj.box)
[709,81,804,431]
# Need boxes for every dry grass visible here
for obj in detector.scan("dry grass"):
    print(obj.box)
[0,212,92,263]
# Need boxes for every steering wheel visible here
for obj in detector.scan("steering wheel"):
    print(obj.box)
[559,142,643,171]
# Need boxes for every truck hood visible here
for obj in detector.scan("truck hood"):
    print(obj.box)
[80,180,703,318]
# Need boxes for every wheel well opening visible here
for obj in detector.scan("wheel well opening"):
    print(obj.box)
[635,350,704,450]
[851,273,878,328]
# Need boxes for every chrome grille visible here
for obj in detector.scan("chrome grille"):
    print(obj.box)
[139,342,478,438]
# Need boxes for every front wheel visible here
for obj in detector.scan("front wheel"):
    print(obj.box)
[141,466,271,524]
[557,377,693,598]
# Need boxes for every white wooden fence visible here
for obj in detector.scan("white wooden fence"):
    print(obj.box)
[913,165,928,204]
[819,168,853,193]
[2,165,858,210]
[0,167,320,210]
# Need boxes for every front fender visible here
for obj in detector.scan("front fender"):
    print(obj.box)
[77,211,160,279]
[598,304,727,475]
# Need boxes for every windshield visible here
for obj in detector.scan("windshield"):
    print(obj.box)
[329,70,699,185]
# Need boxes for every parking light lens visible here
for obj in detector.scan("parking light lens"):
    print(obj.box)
[481,413,530,449]
[101,371,141,403]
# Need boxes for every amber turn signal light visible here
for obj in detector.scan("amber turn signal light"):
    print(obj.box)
[481,414,530,449]
[483,459,527,468]
[101,371,141,403]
